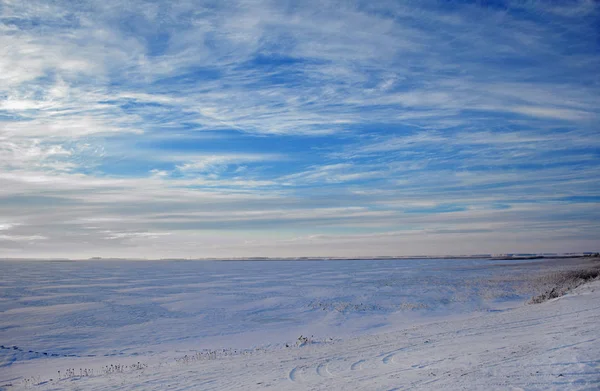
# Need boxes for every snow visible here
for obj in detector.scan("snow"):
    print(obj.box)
[1,258,598,390]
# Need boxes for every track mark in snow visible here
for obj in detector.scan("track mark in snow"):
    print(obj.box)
[316,361,334,377]
[548,338,597,352]
[288,366,298,382]
[350,359,365,370]
[326,362,334,377]
[382,353,396,364]
[411,358,448,369]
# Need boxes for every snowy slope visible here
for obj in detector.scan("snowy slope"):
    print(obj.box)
[1,259,599,390]
[23,281,600,390]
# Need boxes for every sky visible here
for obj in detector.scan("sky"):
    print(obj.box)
[0,0,599,259]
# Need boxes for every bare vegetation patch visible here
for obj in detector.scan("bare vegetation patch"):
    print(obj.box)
[174,347,270,365]
[308,300,384,312]
[529,265,600,304]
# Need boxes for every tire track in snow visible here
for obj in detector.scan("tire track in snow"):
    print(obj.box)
[382,353,396,365]
[316,361,334,377]
[350,359,365,370]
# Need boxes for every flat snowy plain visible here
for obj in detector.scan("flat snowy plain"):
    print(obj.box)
[1,257,598,390]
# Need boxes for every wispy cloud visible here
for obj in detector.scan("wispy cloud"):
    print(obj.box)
[0,0,598,257]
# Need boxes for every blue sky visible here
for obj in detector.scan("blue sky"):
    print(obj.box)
[0,0,598,258]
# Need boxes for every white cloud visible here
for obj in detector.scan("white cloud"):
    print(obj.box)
[176,154,280,174]
[0,0,598,257]
[509,106,594,121]
[0,234,47,241]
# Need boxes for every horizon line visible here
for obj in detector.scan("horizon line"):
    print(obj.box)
[1,252,598,262]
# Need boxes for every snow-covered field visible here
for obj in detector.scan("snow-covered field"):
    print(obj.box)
[1,258,598,390]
